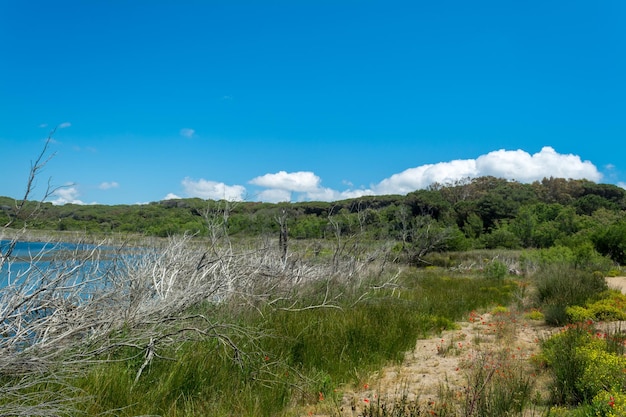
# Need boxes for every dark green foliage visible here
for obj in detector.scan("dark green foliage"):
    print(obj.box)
[593,220,626,265]
[580,182,626,207]
[481,222,522,249]
[461,211,484,239]
[405,189,452,221]
[533,177,584,204]
[575,194,619,216]
[2,177,623,264]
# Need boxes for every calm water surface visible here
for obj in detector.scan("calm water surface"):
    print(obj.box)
[0,240,118,289]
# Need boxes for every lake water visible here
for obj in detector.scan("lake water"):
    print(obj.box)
[0,240,115,289]
[1,240,97,257]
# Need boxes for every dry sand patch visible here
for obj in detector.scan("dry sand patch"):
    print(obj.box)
[332,312,554,417]
[606,276,626,293]
[303,277,626,417]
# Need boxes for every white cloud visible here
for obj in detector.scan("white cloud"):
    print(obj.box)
[249,171,321,192]
[99,181,119,190]
[302,187,374,202]
[618,182,626,190]
[373,159,478,195]
[256,189,292,203]
[299,187,338,202]
[373,147,601,196]
[163,193,182,200]
[190,147,604,204]
[475,147,601,183]
[58,122,71,129]
[180,128,195,138]
[246,169,376,202]
[181,177,246,201]
[337,188,376,199]
[50,186,84,205]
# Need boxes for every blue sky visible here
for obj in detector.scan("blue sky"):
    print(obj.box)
[1,1,624,205]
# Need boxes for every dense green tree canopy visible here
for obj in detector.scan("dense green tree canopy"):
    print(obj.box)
[2,177,625,264]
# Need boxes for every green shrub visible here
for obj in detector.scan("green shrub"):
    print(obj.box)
[491,305,509,315]
[576,345,626,401]
[589,389,626,417]
[541,322,626,406]
[571,241,613,272]
[524,309,545,321]
[566,305,594,323]
[588,299,626,322]
[482,226,522,250]
[541,323,596,405]
[566,291,626,323]
[534,264,608,325]
[542,303,570,327]
[593,220,626,265]
[485,259,508,280]
[523,246,575,267]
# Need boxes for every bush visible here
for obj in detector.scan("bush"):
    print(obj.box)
[524,309,545,321]
[593,221,626,265]
[566,291,626,323]
[541,322,626,406]
[522,245,575,266]
[589,389,626,417]
[565,305,594,323]
[484,259,508,280]
[571,241,613,272]
[482,227,522,250]
[541,323,597,405]
[534,264,608,325]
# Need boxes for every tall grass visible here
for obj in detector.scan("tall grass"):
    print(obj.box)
[67,268,515,416]
[460,350,535,417]
[533,264,608,325]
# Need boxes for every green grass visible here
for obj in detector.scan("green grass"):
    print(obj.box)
[533,264,608,325]
[68,267,515,416]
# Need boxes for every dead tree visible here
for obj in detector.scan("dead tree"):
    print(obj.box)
[276,207,288,263]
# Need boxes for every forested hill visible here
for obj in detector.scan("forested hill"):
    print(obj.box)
[2,176,626,263]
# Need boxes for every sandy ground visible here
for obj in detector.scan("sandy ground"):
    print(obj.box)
[606,276,626,294]
[303,277,626,417]
[331,312,554,416]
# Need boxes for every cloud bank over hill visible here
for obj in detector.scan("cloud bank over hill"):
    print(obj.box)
[172,147,603,203]
[372,147,602,196]
[50,146,605,205]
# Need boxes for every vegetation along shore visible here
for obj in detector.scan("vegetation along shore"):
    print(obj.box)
[2,171,626,416]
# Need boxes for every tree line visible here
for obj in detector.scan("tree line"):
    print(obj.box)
[2,176,625,264]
